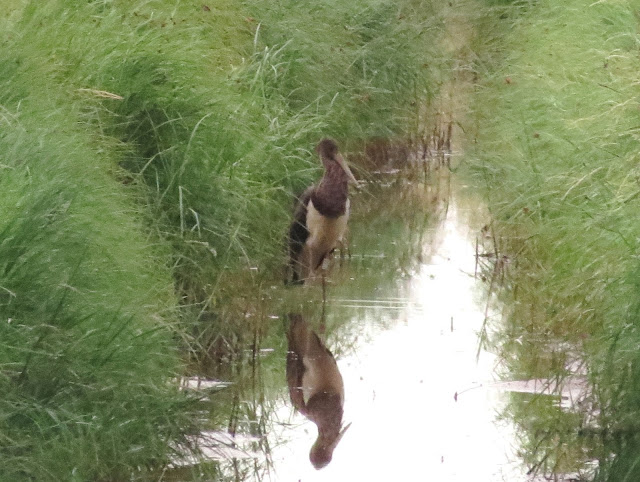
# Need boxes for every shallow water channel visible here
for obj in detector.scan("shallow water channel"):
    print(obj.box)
[169,172,569,481]
[268,176,527,481]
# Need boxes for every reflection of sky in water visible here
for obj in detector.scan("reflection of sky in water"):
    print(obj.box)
[268,188,529,481]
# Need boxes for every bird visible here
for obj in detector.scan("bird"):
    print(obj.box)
[286,314,351,469]
[288,138,358,285]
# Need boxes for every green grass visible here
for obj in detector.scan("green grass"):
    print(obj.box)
[0,0,447,478]
[463,0,640,479]
[0,58,193,481]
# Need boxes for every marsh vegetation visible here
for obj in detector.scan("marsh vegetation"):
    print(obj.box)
[3,0,640,480]
[0,0,447,479]
[466,0,640,480]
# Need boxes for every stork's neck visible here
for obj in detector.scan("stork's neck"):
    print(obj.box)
[312,162,349,218]
[305,391,344,429]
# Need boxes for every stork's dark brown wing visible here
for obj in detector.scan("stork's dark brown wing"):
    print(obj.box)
[287,186,314,284]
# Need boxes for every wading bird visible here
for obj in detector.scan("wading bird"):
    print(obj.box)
[286,314,350,469]
[288,138,358,284]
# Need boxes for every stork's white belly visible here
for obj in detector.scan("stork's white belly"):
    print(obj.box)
[306,199,350,256]
[301,355,345,405]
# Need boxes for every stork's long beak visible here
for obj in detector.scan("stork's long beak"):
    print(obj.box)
[336,154,358,186]
[330,422,352,450]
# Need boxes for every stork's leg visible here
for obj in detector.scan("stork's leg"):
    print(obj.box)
[321,272,327,329]
[322,271,327,304]
[289,253,303,285]
[302,242,326,284]
[299,244,316,284]
[337,228,351,262]
[314,251,329,271]
[343,236,352,259]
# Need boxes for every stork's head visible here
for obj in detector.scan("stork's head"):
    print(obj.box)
[316,138,358,186]
[309,421,352,469]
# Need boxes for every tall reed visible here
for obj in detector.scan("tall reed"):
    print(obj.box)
[464,0,640,478]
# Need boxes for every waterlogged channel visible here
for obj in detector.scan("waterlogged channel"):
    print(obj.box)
[162,169,589,482]
[160,6,603,480]
[266,175,527,481]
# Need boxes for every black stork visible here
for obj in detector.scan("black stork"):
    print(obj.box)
[288,138,358,285]
[286,314,351,469]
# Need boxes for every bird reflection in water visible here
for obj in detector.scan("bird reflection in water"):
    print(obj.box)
[286,314,351,469]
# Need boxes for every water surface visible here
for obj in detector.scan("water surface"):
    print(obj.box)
[168,173,596,481]
[264,177,527,481]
